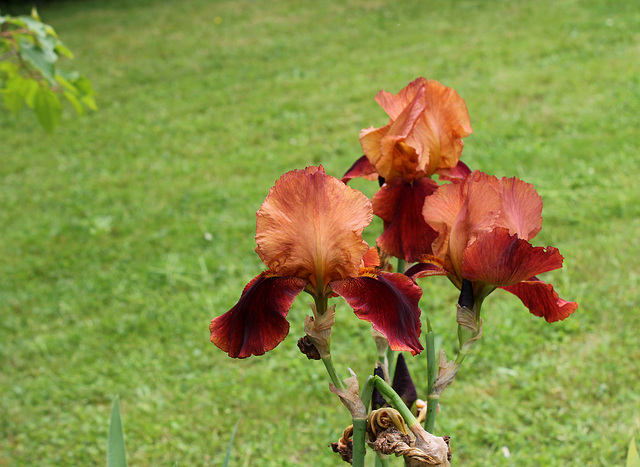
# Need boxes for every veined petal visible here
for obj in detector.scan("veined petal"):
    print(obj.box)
[341,155,379,183]
[373,178,439,262]
[360,123,391,173]
[423,171,501,278]
[500,277,578,322]
[255,166,372,293]
[331,270,423,355]
[462,227,565,286]
[375,77,428,120]
[495,176,543,241]
[436,160,472,183]
[416,80,472,172]
[209,272,307,358]
[405,255,449,280]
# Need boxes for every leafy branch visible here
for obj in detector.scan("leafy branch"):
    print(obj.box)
[0,8,96,132]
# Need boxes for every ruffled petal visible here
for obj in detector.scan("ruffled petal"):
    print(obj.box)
[373,178,439,262]
[423,171,501,278]
[500,277,578,322]
[210,273,307,358]
[462,227,565,287]
[414,79,472,172]
[341,155,379,183]
[331,270,423,355]
[405,255,449,280]
[359,123,391,173]
[255,166,372,293]
[495,177,543,241]
[375,77,428,120]
[436,160,471,183]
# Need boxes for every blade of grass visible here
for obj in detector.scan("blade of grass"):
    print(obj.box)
[107,396,127,467]
[223,420,240,467]
[627,436,640,467]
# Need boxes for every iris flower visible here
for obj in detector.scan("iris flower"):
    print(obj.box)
[407,170,578,322]
[210,166,424,358]
[343,77,473,262]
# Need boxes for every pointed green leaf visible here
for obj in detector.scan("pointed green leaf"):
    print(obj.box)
[628,436,640,467]
[18,40,56,84]
[63,90,84,115]
[33,86,61,132]
[108,397,127,467]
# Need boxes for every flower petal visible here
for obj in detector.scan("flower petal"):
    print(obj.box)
[341,155,379,183]
[404,255,449,280]
[436,160,472,183]
[375,77,428,120]
[331,270,423,355]
[495,176,543,241]
[373,178,439,262]
[210,273,307,358]
[255,166,372,293]
[500,277,578,322]
[462,227,565,286]
[423,171,501,278]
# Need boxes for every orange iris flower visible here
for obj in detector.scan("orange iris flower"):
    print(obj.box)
[407,171,578,322]
[210,166,424,358]
[343,77,473,262]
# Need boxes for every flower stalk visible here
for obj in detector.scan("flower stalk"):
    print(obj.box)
[424,319,438,433]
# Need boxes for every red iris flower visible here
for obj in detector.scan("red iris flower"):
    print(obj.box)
[210,166,424,358]
[342,78,473,262]
[407,170,578,322]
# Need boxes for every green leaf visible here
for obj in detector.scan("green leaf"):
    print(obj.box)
[33,86,62,132]
[18,40,56,84]
[63,90,84,115]
[628,436,640,467]
[107,397,127,467]
[222,420,240,467]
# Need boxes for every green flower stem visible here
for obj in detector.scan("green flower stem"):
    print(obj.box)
[352,418,367,467]
[385,346,395,382]
[372,375,418,427]
[396,257,406,274]
[375,454,390,467]
[322,356,345,390]
[424,319,438,433]
[361,375,375,410]
[425,394,439,434]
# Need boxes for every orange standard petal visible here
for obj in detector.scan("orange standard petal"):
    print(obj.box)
[360,78,472,182]
[255,166,373,295]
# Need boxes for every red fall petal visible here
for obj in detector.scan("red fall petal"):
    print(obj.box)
[405,255,449,280]
[500,277,578,322]
[209,273,307,358]
[462,227,565,287]
[373,178,440,262]
[331,270,423,355]
[342,155,380,184]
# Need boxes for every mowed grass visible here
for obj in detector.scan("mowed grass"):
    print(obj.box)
[1,0,639,465]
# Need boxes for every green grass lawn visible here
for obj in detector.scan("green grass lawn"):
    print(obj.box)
[1,0,639,465]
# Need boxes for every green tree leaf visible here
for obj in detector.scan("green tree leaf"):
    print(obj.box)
[33,86,62,132]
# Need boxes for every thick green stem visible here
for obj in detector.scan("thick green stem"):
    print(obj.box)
[396,257,406,274]
[372,375,418,427]
[352,418,367,467]
[424,318,438,433]
[375,454,390,467]
[385,346,395,382]
[361,375,375,410]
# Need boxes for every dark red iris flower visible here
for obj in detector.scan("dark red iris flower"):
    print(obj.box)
[210,166,424,358]
[407,171,578,322]
[342,77,473,262]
